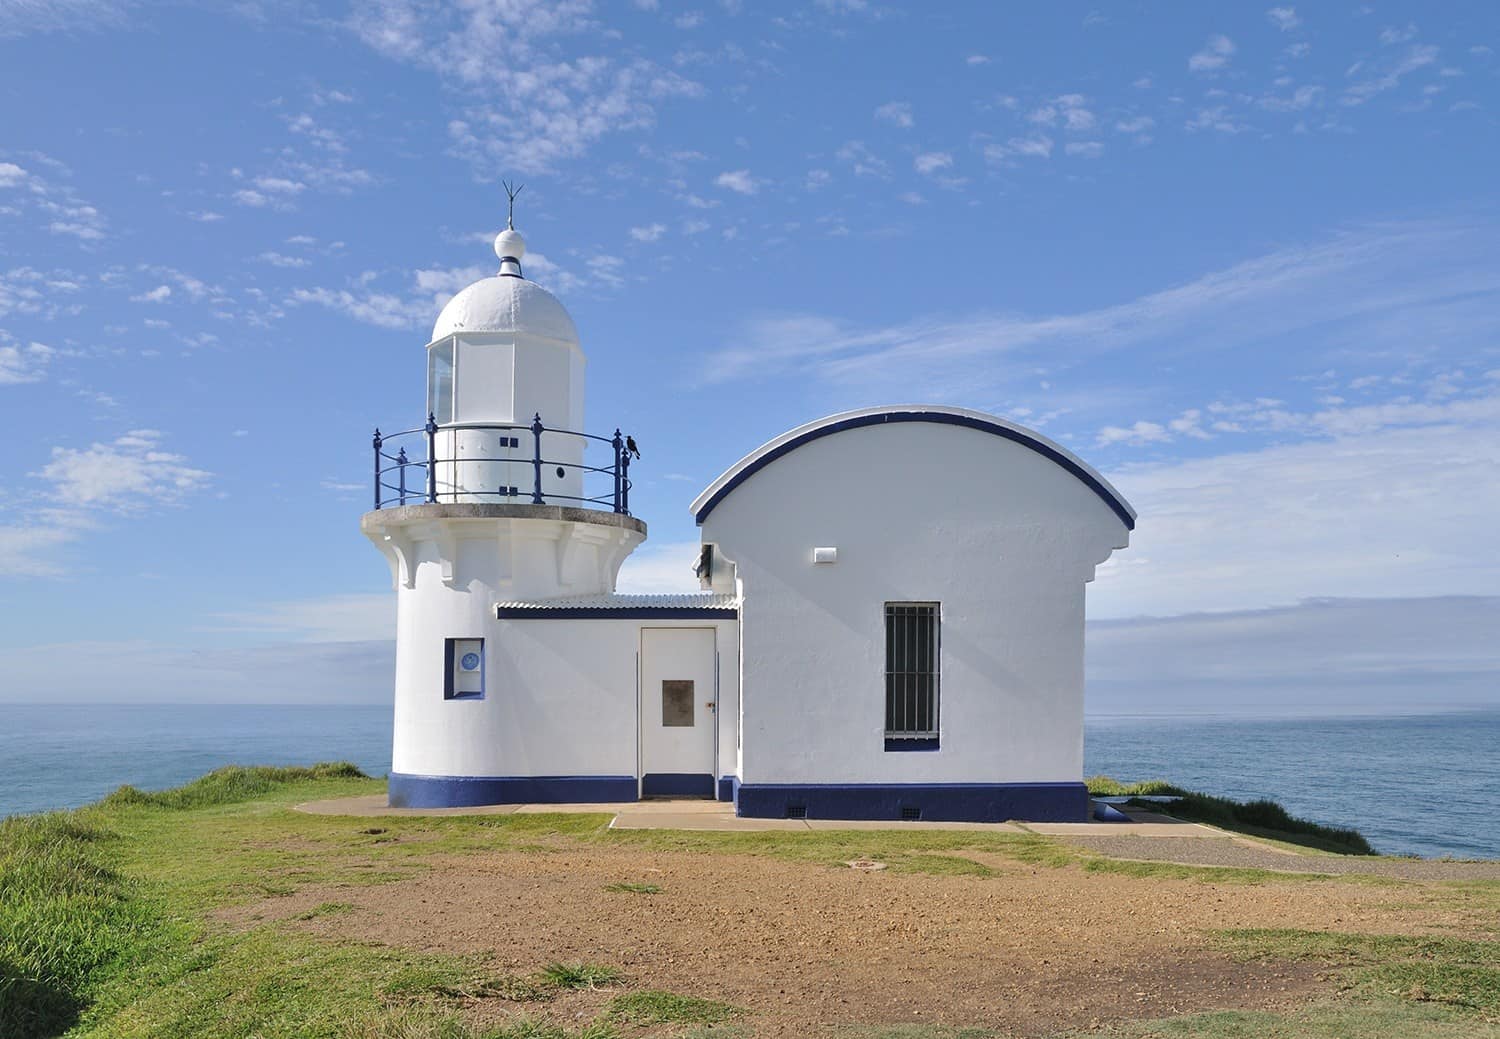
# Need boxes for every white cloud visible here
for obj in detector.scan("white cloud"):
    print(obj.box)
[0,0,131,38]
[0,156,107,240]
[698,220,1500,406]
[254,176,306,195]
[1186,105,1247,134]
[874,101,914,128]
[39,430,211,510]
[630,222,668,242]
[715,169,760,195]
[1266,7,1300,32]
[0,339,55,384]
[617,540,702,594]
[257,251,310,268]
[1030,94,1096,131]
[350,2,702,173]
[130,284,172,303]
[913,152,952,175]
[966,54,989,66]
[208,593,393,643]
[984,134,1054,162]
[0,637,394,704]
[835,140,889,178]
[1065,141,1104,158]
[1088,597,1500,716]
[1189,34,1236,73]
[1380,23,1418,45]
[1091,399,1500,618]
[1343,44,1439,106]
[805,168,832,191]
[1097,420,1168,446]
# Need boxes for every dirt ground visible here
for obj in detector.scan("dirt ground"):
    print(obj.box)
[221,841,1493,1038]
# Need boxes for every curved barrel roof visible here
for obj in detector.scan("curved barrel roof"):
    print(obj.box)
[690,405,1136,530]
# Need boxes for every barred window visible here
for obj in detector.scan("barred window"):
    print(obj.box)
[885,603,939,739]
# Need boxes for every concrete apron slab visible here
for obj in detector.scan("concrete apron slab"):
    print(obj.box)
[296,795,1056,834]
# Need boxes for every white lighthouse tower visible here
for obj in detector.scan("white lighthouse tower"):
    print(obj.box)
[363,204,649,808]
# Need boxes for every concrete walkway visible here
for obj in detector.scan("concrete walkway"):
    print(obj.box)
[293,793,1218,837]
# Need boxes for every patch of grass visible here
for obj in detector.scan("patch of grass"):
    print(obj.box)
[296,900,356,920]
[0,810,175,1038]
[1092,999,1500,1037]
[1086,776,1183,797]
[1080,855,1368,886]
[481,1021,621,1039]
[1086,775,1375,855]
[1217,928,1500,1015]
[602,881,661,894]
[837,1028,998,1038]
[886,853,994,877]
[101,762,368,810]
[605,990,743,1026]
[538,962,624,990]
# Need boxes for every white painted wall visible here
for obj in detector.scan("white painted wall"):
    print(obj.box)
[698,416,1130,787]
[390,606,738,784]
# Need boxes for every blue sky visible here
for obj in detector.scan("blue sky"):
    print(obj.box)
[2,1,1498,714]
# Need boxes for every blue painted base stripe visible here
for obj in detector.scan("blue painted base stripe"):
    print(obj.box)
[717,775,739,802]
[388,773,638,809]
[734,782,1089,823]
[641,773,715,797]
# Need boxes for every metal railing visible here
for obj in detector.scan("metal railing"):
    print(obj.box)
[371,413,635,514]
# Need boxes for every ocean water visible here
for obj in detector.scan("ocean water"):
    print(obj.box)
[0,704,1495,860]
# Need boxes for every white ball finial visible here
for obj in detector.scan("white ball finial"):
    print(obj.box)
[494,227,526,263]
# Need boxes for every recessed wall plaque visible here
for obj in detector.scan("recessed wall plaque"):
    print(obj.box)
[662,680,695,727]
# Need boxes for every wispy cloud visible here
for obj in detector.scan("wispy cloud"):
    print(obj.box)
[1088,596,1500,716]
[3,429,212,577]
[1343,44,1439,106]
[714,169,760,194]
[874,100,914,128]
[0,0,132,38]
[914,152,952,175]
[698,219,1500,406]
[350,1,702,173]
[0,337,55,384]
[1266,7,1300,32]
[39,429,211,510]
[1189,34,1236,73]
[630,222,668,242]
[0,156,107,240]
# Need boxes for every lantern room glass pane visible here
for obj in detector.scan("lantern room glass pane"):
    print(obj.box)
[428,341,454,423]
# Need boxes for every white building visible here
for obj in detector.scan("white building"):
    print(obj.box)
[364,220,1135,822]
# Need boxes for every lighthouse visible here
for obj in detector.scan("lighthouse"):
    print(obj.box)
[362,200,1133,820]
[363,207,651,808]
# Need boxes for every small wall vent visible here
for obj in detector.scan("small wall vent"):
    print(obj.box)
[785,804,807,819]
[901,806,922,821]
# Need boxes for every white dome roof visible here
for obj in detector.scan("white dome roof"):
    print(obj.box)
[431,275,579,343]
[429,226,579,344]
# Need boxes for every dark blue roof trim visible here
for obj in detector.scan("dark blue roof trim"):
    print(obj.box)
[694,410,1135,530]
[496,606,738,619]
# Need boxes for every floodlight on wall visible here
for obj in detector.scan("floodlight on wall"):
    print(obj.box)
[812,546,838,565]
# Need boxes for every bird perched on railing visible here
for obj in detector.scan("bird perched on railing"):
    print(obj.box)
[625,436,641,460]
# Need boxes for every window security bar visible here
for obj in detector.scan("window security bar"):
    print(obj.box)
[884,602,940,738]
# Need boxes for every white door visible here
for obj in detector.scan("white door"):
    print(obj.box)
[639,627,716,797]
